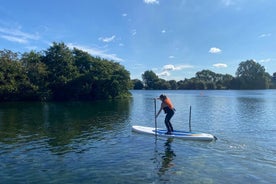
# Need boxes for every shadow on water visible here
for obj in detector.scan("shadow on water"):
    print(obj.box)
[0,99,132,154]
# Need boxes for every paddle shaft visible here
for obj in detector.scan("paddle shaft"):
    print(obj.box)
[154,98,157,135]
[189,106,192,132]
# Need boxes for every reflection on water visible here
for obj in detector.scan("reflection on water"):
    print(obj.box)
[151,138,176,183]
[158,138,176,176]
[0,99,132,155]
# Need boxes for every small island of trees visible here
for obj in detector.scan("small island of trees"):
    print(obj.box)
[132,60,276,90]
[0,42,131,101]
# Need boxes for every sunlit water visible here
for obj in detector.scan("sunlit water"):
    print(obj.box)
[0,90,275,183]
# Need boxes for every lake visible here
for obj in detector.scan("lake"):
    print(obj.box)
[0,90,275,184]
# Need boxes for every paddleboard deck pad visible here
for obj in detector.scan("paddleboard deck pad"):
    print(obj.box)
[132,125,215,141]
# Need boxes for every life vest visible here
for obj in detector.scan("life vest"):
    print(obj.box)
[164,98,174,109]
[163,98,174,113]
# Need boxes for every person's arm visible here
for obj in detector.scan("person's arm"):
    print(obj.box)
[156,108,162,118]
[155,103,164,118]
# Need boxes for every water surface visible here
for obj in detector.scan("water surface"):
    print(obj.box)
[0,90,275,183]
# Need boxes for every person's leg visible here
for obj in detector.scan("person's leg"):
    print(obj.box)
[165,113,173,133]
[164,117,171,133]
[165,118,171,132]
[169,121,173,132]
[166,110,174,132]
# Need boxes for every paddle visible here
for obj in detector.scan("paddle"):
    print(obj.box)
[189,105,192,132]
[154,98,157,136]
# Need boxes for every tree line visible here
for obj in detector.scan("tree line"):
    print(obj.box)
[132,60,276,90]
[1,43,275,102]
[0,42,131,101]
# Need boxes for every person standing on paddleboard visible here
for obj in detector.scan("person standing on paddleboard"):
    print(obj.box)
[156,94,175,134]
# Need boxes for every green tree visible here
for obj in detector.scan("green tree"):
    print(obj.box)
[236,60,270,89]
[196,70,217,83]
[168,80,177,90]
[0,50,37,101]
[142,70,159,89]
[21,51,50,100]
[195,70,234,89]
[72,48,94,74]
[87,58,131,99]
[222,74,234,89]
[67,48,96,100]
[67,49,131,100]
[0,43,131,101]
[132,79,144,89]
[272,72,276,88]
[176,79,186,89]
[43,42,79,100]
[155,79,171,89]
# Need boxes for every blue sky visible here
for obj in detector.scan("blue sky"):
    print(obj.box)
[0,0,276,80]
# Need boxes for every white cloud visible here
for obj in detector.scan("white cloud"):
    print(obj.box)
[132,29,137,36]
[161,30,166,34]
[1,35,28,44]
[158,71,170,77]
[98,35,116,43]
[259,33,271,38]
[209,47,222,54]
[144,0,159,4]
[213,63,228,68]
[158,64,193,77]
[122,13,128,17]
[68,43,123,62]
[0,26,39,44]
[259,58,271,63]
[163,64,193,71]
[163,64,175,71]
[168,56,175,59]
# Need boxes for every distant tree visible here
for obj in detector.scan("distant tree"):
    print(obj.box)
[194,80,205,89]
[236,60,270,89]
[168,80,177,90]
[195,70,234,89]
[155,78,171,89]
[196,70,217,83]
[181,78,205,89]
[222,74,234,89]
[142,70,159,89]
[206,82,216,89]
[271,72,276,89]
[132,79,144,89]
[176,80,184,89]
[176,78,195,89]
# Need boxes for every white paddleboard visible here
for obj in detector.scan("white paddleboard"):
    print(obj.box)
[132,125,215,141]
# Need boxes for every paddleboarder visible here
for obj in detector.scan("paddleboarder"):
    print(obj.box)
[156,94,175,134]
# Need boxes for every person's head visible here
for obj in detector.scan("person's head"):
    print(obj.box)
[159,94,167,101]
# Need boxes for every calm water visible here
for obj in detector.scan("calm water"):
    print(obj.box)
[0,90,275,184]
